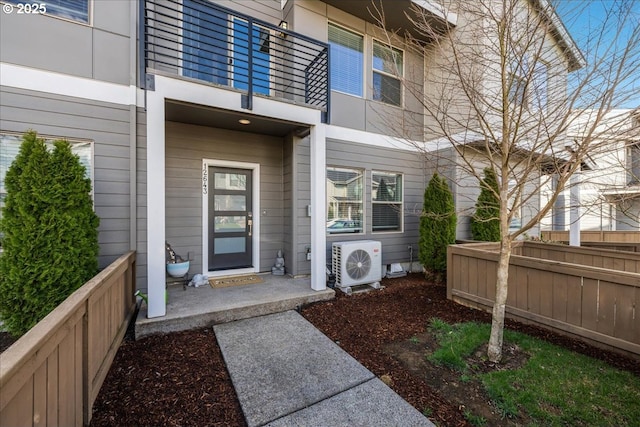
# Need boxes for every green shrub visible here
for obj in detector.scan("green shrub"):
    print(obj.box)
[0,131,99,337]
[471,168,501,242]
[419,173,456,273]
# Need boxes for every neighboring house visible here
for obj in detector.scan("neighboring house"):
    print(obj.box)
[418,0,584,240]
[0,0,580,318]
[540,108,640,231]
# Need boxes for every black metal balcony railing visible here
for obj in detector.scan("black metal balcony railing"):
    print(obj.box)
[142,0,329,120]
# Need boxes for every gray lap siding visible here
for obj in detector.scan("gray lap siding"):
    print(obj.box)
[0,86,134,270]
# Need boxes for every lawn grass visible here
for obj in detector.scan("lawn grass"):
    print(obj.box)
[427,319,640,426]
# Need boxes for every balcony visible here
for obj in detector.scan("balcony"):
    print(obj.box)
[142,0,329,120]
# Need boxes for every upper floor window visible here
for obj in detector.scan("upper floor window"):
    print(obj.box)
[372,171,403,232]
[328,24,363,97]
[532,62,549,112]
[5,0,90,24]
[372,41,403,106]
[326,167,363,234]
[508,179,522,232]
[628,143,640,184]
[508,72,527,107]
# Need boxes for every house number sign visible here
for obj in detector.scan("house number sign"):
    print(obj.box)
[202,164,208,195]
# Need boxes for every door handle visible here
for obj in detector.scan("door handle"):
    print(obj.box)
[247,219,253,237]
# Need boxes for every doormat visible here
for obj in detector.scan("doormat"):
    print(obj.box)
[209,274,264,288]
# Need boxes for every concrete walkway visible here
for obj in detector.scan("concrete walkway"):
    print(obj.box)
[214,311,434,427]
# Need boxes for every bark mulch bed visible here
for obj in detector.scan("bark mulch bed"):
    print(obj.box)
[4,274,637,426]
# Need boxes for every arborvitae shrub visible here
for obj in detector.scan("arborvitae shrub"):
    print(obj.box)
[471,168,501,242]
[0,131,99,337]
[419,173,457,273]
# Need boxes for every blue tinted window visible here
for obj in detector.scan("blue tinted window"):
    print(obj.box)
[328,24,363,97]
[183,0,229,85]
[7,0,89,23]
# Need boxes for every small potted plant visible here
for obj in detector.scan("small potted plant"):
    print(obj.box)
[166,242,189,277]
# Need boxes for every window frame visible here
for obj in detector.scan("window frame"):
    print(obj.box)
[371,39,404,107]
[0,132,95,208]
[5,0,92,25]
[328,23,365,98]
[326,166,364,235]
[508,55,528,107]
[507,179,522,232]
[531,60,549,112]
[508,71,527,107]
[628,142,640,184]
[371,170,403,233]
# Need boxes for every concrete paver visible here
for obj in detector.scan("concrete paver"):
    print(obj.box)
[214,310,434,427]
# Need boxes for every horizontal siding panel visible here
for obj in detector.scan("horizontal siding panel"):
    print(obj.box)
[1,106,129,135]
[1,87,131,119]
[1,91,129,123]
[95,156,130,171]
[165,188,203,198]
[224,0,281,21]
[99,231,129,244]
[95,206,130,219]
[1,88,133,270]
[99,218,130,231]
[95,144,131,158]
[94,194,131,207]
[94,181,130,194]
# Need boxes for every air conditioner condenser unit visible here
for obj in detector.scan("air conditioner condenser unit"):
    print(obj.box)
[332,240,382,294]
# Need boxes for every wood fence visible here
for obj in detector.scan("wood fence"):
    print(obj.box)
[0,251,136,426]
[541,230,640,252]
[447,242,640,357]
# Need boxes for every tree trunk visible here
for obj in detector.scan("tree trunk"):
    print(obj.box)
[487,237,512,362]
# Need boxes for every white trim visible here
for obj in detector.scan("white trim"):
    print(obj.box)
[310,124,327,291]
[146,75,323,317]
[411,0,457,26]
[152,74,321,125]
[325,124,425,152]
[538,0,586,71]
[146,89,166,318]
[201,159,261,276]
[0,62,142,106]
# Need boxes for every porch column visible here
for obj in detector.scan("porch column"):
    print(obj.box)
[146,89,167,317]
[569,172,581,246]
[310,124,327,291]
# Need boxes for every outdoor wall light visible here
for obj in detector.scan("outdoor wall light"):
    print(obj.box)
[279,20,288,38]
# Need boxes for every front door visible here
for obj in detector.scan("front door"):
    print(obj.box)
[208,167,253,270]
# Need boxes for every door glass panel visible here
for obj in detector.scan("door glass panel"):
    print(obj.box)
[214,216,246,232]
[214,237,246,254]
[214,173,247,190]
[215,195,246,211]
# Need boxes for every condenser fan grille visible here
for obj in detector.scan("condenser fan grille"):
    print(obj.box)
[345,249,372,280]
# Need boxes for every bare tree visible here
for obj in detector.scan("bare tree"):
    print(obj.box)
[370,0,640,361]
